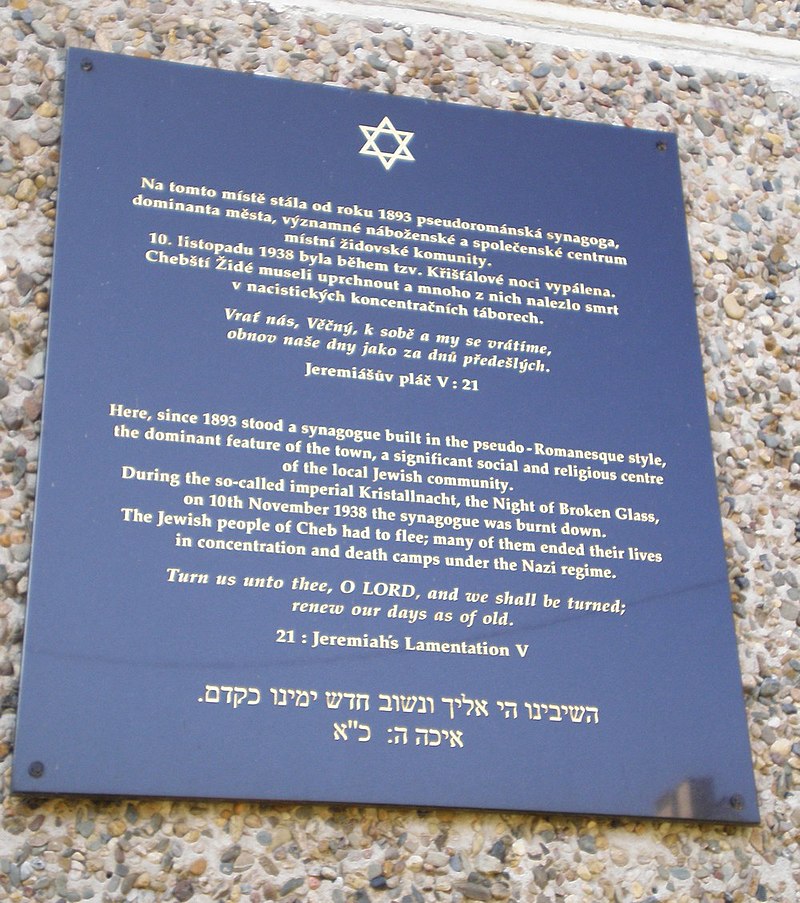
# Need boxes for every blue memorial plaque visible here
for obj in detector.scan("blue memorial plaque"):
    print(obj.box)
[13,49,758,822]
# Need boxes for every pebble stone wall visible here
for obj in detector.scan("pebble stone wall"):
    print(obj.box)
[0,1,798,901]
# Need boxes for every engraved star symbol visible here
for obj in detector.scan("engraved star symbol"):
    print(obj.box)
[359,116,415,171]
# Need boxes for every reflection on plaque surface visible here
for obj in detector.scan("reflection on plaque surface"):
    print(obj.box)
[13,49,758,822]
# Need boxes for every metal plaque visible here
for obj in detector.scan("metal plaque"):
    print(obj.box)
[13,50,758,822]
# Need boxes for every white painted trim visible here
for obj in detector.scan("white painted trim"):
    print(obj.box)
[270,0,800,91]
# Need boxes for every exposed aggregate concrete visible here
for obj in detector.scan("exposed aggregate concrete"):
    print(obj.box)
[0,0,798,901]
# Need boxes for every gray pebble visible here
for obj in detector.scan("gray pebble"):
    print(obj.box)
[173,880,194,902]
[367,53,389,72]
[692,112,716,136]
[486,42,509,59]
[31,21,56,43]
[578,835,597,853]
[781,601,799,621]
[731,212,752,232]
[220,843,241,863]
[454,882,492,902]
[280,876,305,895]
[2,406,23,430]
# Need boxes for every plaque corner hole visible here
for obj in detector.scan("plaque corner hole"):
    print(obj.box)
[28,760,45,779]
[81,59,93,73]
[729,794,744,811]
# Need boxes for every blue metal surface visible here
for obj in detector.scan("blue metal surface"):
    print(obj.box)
[13,49,757,822]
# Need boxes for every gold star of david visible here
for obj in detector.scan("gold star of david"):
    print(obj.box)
[359,116,415,171]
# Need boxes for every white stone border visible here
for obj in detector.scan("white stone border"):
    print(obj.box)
[271,0,800,91]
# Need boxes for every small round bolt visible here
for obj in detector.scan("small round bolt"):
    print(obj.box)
[28,761,45,779]
[656,140,667,152]
[729,794,744,811]
[81,60,93,72]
